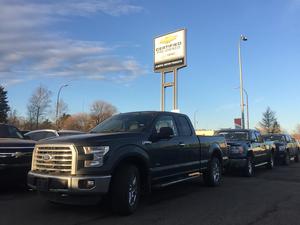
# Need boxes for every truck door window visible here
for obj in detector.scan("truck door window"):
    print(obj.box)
[155,116,178,136]
[177,116,192,136]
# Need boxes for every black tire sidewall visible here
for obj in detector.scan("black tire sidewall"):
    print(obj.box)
[244,156,254,177]
[204,157,221,186]
[111,164,141,215]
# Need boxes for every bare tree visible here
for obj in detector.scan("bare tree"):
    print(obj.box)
[27,85,52,129]
[90,100,117,126]
[7,109,20,127]
[62,113,92,131]
[56,99,68,128]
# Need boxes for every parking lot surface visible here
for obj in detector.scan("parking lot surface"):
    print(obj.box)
[1,163,300,225]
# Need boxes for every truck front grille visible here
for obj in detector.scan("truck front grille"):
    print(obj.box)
[32,145,77,175]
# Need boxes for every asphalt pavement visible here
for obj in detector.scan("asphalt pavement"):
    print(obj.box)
[1,163,300,225]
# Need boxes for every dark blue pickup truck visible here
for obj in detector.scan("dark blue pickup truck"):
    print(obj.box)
[28,111,228,215]
[0,124,35,182]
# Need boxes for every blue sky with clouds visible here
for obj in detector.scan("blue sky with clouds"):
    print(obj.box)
[1,0,300,131]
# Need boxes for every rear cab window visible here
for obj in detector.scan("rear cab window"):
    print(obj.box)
[176,116,193,136]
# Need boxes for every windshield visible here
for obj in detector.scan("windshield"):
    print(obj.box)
[263,135,285,142]
[0,124,24,139]
[218,131,249,141]
[90,113,156,133]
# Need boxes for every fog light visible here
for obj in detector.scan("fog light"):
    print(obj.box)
[87,180,95,188]
[79,180,95,189]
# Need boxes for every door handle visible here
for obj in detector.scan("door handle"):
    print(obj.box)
[179,143,185,147]
[142,141,152,145]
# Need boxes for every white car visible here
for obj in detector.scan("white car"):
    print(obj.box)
[24,129,84,141]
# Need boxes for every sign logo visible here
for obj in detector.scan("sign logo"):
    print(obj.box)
[160,35,177,44]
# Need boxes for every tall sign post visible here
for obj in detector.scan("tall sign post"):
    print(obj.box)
[154,29,187,111]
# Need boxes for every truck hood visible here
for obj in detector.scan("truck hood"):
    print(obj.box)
[0,138,36,153]
[37,132,143,145]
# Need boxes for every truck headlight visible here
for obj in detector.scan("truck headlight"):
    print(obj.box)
[83,146,109,167]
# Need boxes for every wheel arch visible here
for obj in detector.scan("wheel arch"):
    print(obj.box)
[112,152,151,193]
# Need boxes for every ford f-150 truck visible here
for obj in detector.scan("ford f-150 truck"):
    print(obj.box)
[28,111,228,215]
[216,129,275,177]
[263,134,300,165]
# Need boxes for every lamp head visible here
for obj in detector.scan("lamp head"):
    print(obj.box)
[240,35,248,41]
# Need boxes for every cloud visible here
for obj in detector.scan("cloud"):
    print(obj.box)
[0,0,146,85]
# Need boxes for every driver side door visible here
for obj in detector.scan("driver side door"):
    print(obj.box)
[145,115,182,184]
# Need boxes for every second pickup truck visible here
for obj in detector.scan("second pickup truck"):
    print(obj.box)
[28,111,228,215]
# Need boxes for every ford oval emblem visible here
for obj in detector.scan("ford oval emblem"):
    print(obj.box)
[43,154,52,161]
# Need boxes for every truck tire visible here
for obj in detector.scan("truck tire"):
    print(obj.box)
[267,153,274,169]
[203,156,221,187]
[294,150,299,163]
[282,151,290,166]
[111,164,141,215]
[243,156,254,177]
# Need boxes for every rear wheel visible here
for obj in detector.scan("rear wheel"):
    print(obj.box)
[243,156,254,177]
[203,156,222,187]
[110,164,141,215]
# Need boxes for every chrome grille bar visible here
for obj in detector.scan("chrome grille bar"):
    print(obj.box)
[32,144,77,175]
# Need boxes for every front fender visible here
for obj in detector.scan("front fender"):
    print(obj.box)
[111,144,151,172]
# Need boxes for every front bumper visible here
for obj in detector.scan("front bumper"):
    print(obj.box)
[274,151,286,160]
[227,158,247,169]
[27,171,111,195]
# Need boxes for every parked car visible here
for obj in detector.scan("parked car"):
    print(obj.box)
[216,129,275,177]
[0,124,36,182]
[24,129,85,141]
[262,134,299,165]
[28,111,228,215]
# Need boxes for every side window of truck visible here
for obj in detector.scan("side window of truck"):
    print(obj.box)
[177,116,193,136]
[154,116,178,136]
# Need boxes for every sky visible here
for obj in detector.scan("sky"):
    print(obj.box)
[1,0,300,132]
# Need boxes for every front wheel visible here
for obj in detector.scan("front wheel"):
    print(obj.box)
[243,156,254,177]
[267,153,274,169]
[110,164,141,215]
[294,150,299,163]
[282,152,290,166]
[203,156,222,187]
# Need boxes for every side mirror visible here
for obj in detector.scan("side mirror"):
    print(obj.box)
[158,127,174,139]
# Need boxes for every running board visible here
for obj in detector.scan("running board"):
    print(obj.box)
[154,172,201,188]
[254,162,268,167]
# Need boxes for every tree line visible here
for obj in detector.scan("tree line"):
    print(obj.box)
[0,85,117,132]
[0,84,299,137]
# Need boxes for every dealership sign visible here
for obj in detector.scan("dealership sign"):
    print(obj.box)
[234,118,242,129]
[154,29,186,72]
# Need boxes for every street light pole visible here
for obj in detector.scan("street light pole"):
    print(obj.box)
[235,87,250,129]
[56,84,69,125]
[243,88,249,129]
[238,34,247,129]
